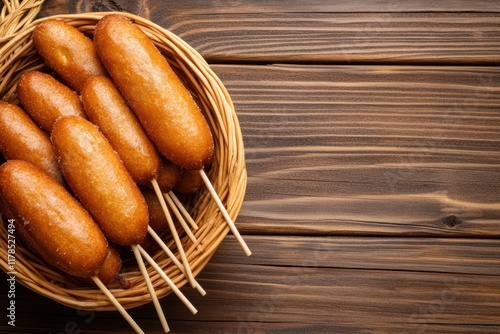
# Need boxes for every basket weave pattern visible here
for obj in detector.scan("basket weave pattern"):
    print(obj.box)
[0,10,247,310]
[0,0,44,47]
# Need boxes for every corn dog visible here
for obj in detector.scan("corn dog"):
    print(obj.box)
[33,19,108,93]
[95,245,126,286]
[93,14,214,170]
[154,159,183,193]
[141,187,169,234]
[0,102,63,184]
[51,116,149,246]
[0,160,108,278]
[81,75,161,185]
[174,169,204,195]
[17,71,86,133]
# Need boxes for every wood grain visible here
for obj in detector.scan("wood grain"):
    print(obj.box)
[41,0,500,16]
[2,236,499,333]
[204,64,500,236]
[39,0,500,64]
[0,2,498,334]
[164,12,500,64]
[136,0,500,14]
[212,236,500,276]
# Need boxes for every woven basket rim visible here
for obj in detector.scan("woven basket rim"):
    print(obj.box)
[0,11,247,311]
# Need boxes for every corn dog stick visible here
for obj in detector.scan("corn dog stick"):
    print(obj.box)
[167,191,199,230]
[132,246,170,333]
[151,179,197,287]
[137,245,198,314]
[147,226,206,296]
[162,192,199,246]
[199,169,251,256]
[91,276,145,334]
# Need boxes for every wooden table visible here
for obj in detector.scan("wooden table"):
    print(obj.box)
[1,0,500,333]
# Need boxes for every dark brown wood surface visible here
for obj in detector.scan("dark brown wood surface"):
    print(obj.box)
[2,0,500,333]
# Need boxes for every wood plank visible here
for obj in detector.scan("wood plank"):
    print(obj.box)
[41,0,500,15]
[38,1,500,64]
[163,12,500,64]
[1,236,499,333]
[153,0,500,14]
[205,64,500,236]
[213,236,500,276]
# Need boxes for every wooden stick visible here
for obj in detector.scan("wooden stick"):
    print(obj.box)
[163,192,199,247]
[151,179,197,287]
[91,276,145,334]
[132,245,170,333]
[147,226,206,296]
[168,191,199,230]
[199,169,251,256]
[137,245,198,314]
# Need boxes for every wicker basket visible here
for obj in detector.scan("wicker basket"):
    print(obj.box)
[0,0,44,47]
[0,10,247,310]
